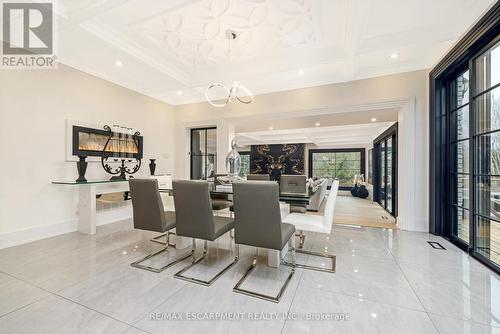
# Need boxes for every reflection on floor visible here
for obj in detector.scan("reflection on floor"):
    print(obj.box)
[0,219,499,333]
[310,192,397,229]
[460,217,500,266]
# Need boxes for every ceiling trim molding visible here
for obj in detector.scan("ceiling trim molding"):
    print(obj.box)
[80,21,191,85]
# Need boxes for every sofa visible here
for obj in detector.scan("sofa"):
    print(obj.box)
[306,178,328,211]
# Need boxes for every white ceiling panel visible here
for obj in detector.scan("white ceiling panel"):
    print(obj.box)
[47,0,496,104]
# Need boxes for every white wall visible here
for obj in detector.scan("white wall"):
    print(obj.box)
[173,70,429,232]
[0,64,175,248]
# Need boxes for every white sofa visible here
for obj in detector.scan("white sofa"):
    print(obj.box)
[306,178,328,211]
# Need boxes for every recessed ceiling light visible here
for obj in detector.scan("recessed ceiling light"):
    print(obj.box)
[315,122,320,126]
[371,118,377,122]
[390,52,399,59]
[268,126,274,130]
[177,90,183,95]
[115,60,123,67]
[297,69,304,75]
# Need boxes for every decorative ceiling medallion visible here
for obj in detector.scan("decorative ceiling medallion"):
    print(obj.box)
[133,0,320,68]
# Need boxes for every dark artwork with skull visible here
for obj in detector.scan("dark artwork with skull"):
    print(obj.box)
[250,144,305,181]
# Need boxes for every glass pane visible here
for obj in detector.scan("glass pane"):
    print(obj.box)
[191,129,206,155]
[190,155,206,180]
[477,132,500,175]
[452,140,469,174]
[380,142,386,208]
[475,216,500,267]
[206,154,216,179]
[477,176,500,220]
[452,206,470,243]
[452,174,470,209]
[386,138,393,213]
[239,153,250,177]
[451,105,469,141]
[454,70,470,108]
[206,128,217,155]
[311,151,362,188]
[475,86,500,134]
[475,41,500,94]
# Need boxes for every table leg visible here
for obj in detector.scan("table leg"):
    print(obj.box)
[173,235,192,249]
[267,242,288,268]
[78,184,96,235]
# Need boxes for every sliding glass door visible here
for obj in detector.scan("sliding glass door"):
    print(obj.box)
[473,40,500,267]
[190,127,217,180]
[446,39,500,269]
[449,69,471,245]
[374,124,397,217]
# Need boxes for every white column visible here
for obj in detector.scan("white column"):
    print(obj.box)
[78,184,96,235]
[397,99,417,231]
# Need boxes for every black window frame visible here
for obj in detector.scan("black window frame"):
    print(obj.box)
[373,123,398,217]
[308,148,366,190]
[430,2,500,274]
[190,127,217,180]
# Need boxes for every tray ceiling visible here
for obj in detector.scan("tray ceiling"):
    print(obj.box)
[51,0,496,105]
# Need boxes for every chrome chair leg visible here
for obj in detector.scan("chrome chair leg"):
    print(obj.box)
[150,231,176,246]
[233,244,295,303]
[131,231,193,273]
[283,233,336,273]
[174,234,238,286]
[294,231,306,249]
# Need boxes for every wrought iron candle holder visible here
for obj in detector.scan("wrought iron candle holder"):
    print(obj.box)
[100,125,142,180]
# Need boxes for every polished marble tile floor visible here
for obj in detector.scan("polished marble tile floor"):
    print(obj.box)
[0,220,499,334]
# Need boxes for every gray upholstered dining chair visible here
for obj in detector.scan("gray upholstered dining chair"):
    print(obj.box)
[280,174,308,214]
[172,180,239,286]
[129,179,192,273]
[231,181,296,303]
[246,174,270,181]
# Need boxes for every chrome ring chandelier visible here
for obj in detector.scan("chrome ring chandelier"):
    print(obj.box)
[205,30,254,108]
[205,81,253,108]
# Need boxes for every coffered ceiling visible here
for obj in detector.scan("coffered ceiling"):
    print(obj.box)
[236,122,395,147]
[52,0,495,105]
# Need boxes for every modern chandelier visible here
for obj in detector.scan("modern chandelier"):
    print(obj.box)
[205,30,254,108]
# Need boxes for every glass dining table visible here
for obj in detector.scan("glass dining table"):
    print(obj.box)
[158,183,314,206]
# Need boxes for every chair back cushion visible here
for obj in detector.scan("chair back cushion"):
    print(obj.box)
[323,179,339,233]
[172,180,215,240]
[246,174,270,181]
[129,179,166,232]
[232,181,283,250]
[280,174,307,194]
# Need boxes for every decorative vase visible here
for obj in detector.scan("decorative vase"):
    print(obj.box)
[76,156,88,183]
[149,159,156,176]
[351,184,359,197]
[356,185,369,199]
[225,139,241,177]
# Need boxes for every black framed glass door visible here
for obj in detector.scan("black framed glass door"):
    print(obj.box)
[190,127,217,180]
[373,123,398,217]
[448,69,471,246]
[445,38,500,269]
[429,3,500,274]
[472,39,500,267]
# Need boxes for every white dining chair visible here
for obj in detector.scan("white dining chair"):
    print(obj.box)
[282,179,339,273]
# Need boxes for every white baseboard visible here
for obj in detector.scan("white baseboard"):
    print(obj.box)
[0,205,133,250]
